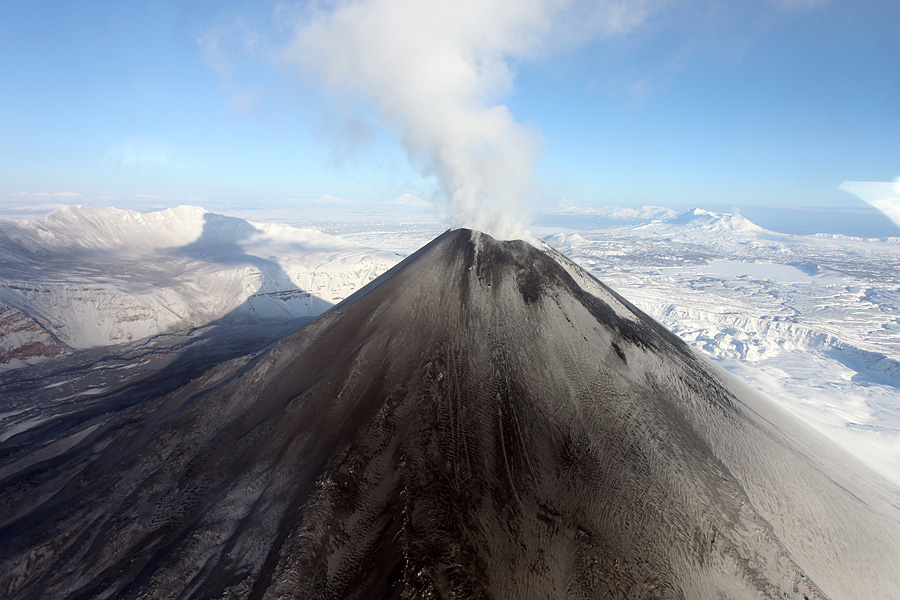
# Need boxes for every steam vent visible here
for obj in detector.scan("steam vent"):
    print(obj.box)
[2,229,899,599]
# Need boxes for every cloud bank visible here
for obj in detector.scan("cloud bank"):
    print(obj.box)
[281,0,659,239]
[105,140,173,170]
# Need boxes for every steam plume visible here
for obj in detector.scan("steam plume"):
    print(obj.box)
[283,0,656,239]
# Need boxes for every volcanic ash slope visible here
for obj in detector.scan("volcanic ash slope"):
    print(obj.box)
[1,229,899,599]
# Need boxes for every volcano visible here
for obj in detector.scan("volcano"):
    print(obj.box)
[1,229,899,599]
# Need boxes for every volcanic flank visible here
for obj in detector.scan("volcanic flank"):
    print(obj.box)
[1,229,900,599]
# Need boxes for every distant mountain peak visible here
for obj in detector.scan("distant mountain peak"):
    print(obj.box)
[669,207,763,231]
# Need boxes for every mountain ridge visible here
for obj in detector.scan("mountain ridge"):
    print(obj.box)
[0,206,399,365]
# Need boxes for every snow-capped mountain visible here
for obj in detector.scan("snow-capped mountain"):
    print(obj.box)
[0,205,400,366]
[655,207,763,233]
[541,204,765,235]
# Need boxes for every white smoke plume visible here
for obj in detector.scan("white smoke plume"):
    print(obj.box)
[282,0,659,240]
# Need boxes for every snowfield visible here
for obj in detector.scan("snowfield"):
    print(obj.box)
[1,203,898,486]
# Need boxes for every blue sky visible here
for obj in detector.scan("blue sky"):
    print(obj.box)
[1,0,897,215]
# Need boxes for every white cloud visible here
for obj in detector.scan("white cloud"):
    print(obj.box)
[839,178,900,230]
[197,15,268,114]
[198,26,233,75]
[197,15,260,75]
[228,87,263,112]
[106,140,172,169]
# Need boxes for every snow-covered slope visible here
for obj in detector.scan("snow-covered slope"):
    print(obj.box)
[652,207,763,233]
[538,208,900,485]
[0,205,400,366]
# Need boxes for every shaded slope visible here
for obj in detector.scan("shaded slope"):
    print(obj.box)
[1,229,899,599]
[0,205,397,359]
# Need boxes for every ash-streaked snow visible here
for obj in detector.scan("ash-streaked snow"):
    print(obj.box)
[1,202,898,489]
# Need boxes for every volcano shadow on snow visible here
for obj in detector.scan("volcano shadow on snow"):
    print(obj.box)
[0,212,326,487]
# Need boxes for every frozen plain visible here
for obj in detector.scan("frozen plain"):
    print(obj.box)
[0,202,898,488]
